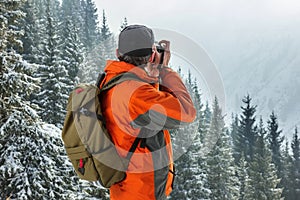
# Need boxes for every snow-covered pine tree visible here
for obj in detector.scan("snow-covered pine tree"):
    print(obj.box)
[235,95,258,163]
[192,78,204,133]
[79,41,106,83]
[267,112,284,188]
[119,17,128,32]
[0,1,77,199]
[235,153,248,200]
[19,0,40,63]
[281,138,292,199]
[201,101,212,144]
[206,97,239,200]
[60,21,83,86]
[80,0,100,50]
[33,0,70,127]
[79,4,108,83]
[0,0,28,122]
[287,127,300,200]
[230,114,240,163]
[100,9,116,60]
[187,75,210,199]
[169,70,209,199]
[60,0,84,87]
[100,10,111,43]
[244,118,282,200]
[21,0,48,65]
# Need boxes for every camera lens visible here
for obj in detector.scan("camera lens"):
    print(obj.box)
[156,45,165,53]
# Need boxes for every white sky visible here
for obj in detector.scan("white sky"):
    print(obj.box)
[96,0,300,38]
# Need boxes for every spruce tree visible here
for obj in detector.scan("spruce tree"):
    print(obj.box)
[100,9,116,60]
[79,7,111,83]
[0,1,77,198]
[244,118,282,200]
[20,0,40,63]
[60,0,84,87]
[235,95,258,163]
[206,98,239,200]
[267,112,284,188]
[0,0,29,122]
[236,153,248,200]
[192,78,204,134]
[80,0,100,49]
[281,138,292,199]
[287,127,300,200]
[100,10,112,42]
[33,0,70,126]
[170,72,208,200]
[60,0,84,39]
[230,114,239,163]
[119,17,128,32]
[202,102,212,137]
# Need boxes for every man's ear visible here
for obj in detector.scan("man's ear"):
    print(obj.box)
[116,49,120,58]
[149,51,155,63]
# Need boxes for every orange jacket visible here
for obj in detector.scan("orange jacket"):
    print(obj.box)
[100,60,196,200]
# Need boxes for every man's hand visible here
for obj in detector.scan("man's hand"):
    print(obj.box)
[144,40,171,78]
[159,40,171,67]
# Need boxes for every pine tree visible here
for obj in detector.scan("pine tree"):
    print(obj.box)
[244,118,282,200]
[0,1,77,198]
[20,0,40,63]
[119,17,128,32]
[100,9,116,60]
[206,98,239,200]
[267,112,284,188]
[33,0,70,126]
[236,153,248,200]
[192,78,204,133]
[60,0,84,86]
[235,95,258,163]
[0,0,29,122]
[100,10,112,42]
[287,127,300,200]
[230,114,240,163]
[0,122,80,199]
[60,0,84,37]
[80,0,100,49]
[25,0,48,65]
[79,43,106,83]
[202,101,212,135]
[79,7,112,83]
[170,72,208,200]
[281,138,292,199]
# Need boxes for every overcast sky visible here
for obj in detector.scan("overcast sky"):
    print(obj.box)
[96,0,300,40]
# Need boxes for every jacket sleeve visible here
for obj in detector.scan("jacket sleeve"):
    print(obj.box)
[129,67,196,130]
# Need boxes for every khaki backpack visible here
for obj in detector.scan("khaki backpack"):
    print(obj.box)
[61,73,141,188]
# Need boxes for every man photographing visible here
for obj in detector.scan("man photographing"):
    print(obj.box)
[99,24,196,200]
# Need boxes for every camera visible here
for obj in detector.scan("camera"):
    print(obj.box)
[156,43,165,64]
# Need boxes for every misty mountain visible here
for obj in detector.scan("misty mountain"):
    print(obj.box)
[204,27,300,138]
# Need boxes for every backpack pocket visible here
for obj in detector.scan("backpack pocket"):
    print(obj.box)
[65,145,99,181]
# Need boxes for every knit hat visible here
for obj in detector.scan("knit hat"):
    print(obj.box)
[118,25,154,57]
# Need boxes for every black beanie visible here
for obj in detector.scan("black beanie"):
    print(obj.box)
[118,25,154,57]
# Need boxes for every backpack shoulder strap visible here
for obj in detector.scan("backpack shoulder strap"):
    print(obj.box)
[96,72,143,158]
[97,72,143,92]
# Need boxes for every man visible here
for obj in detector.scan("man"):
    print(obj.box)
[100,25,196,200]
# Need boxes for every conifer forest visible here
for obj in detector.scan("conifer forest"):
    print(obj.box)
[0,0,299,199]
